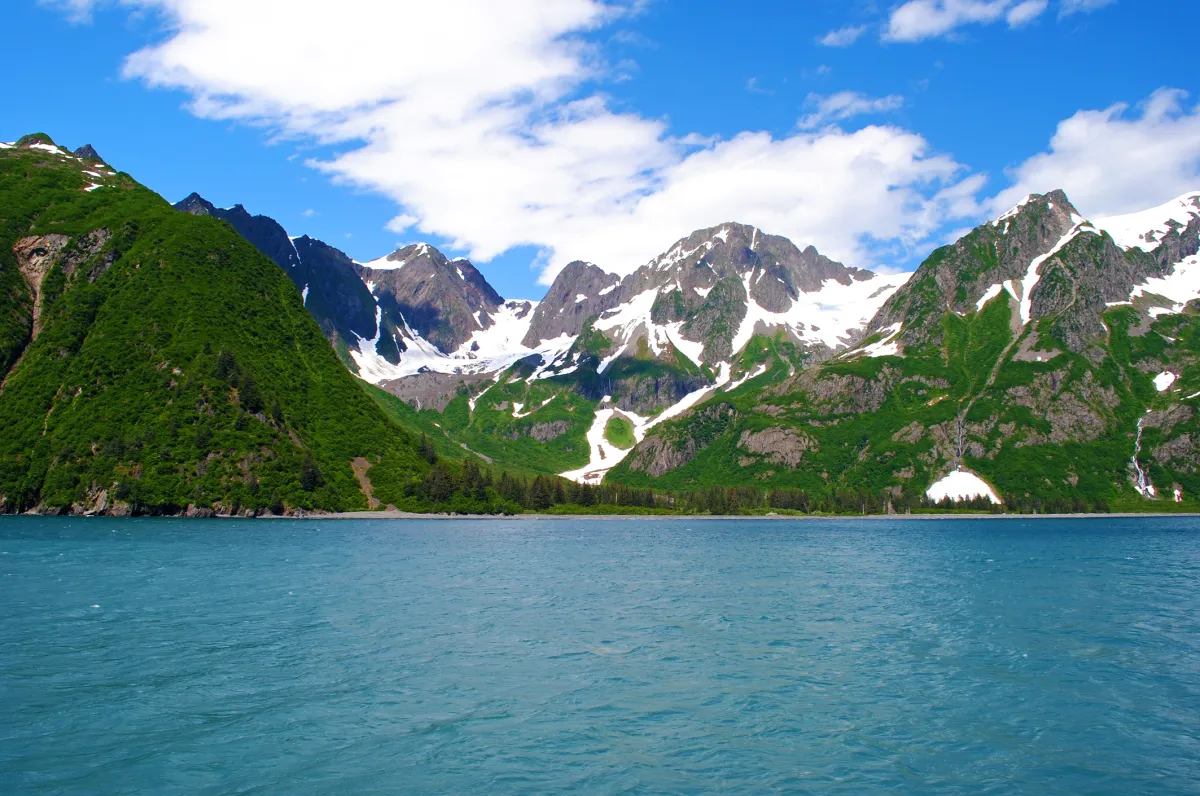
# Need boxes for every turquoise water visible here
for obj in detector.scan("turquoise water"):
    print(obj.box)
[2,517,1199,794]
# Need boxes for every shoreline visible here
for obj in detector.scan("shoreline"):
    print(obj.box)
[277,510,1200,521]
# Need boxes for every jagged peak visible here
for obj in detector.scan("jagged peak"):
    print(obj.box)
[359,241,448,271]
[548,260,621,287]
[73,144,103,162]
[174,192,217,216]
[991,189,1079,229]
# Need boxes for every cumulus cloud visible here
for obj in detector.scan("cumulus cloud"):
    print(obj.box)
[991,88,1200,218]
[818,25,868,47]
[797,92,905,130]
[58,0,982,281]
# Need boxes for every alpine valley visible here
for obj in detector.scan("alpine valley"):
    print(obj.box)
[4,133,1200,516]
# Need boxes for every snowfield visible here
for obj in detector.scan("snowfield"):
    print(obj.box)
[926,469,1002,505]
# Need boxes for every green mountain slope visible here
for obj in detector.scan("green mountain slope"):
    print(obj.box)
[607,192,1200,513]
[0,136,429,515]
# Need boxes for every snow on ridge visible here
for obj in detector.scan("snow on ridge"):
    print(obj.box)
[732,271,912,354]
[348,298,574,383]
[0,142,14,149]
[992,195,1034,226]
[1124,253,1200,313]
[1095,191,1200,251]
[358,253,410,271]
[1008,221,1096,326]
[28,142,67,155]
[926,469,1002,505]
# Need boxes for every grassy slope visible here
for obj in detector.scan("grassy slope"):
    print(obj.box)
[0,143,428,513]
[608,279,1200,510]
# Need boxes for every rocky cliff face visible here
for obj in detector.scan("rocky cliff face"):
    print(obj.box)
[175,194,377,358]
[175,194,302,272]
[522,261,621,346]
[358,243,504,356]
[291,236,378,347]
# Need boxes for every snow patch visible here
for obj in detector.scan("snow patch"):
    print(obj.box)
[926,469,1002,505]
[1015,222,1095,325]
[561,364,732,484]
[1123,253,1200,314]
[724,363,769,392]
[859,322,903,358]
[301,284,309,306]
[1096,192,1200,251]
[976,283,1004,311]
[1154,371,1177,392]
[598,283,618,296]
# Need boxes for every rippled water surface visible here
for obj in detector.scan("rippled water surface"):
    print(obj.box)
[3,516,1200,793]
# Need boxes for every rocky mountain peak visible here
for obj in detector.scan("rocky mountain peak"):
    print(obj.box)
[522,261,622,347]
[72,144,103,162]
[357,241,505,354]
[174,192,218,216]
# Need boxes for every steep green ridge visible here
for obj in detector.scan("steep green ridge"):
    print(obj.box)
[0,137,430,515]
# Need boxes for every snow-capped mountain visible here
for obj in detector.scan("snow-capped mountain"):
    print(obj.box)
[176,195,908,393]
[586,222,910,367]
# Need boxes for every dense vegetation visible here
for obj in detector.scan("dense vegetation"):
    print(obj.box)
[0,138,430,515]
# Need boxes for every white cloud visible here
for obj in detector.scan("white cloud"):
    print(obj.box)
[60,0,981,282]
[798,92,905,130]
[39,0,96,22]
[991,88,1200,218]
[884,0,1051,41]
[819,25,868,47]
[1006,0,1048,26]
[301,208,318,218]
[1059,0,1117,16]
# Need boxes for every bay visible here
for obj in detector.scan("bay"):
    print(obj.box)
[2,516,1199,794]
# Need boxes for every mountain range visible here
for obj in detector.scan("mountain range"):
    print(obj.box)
[4,131,1200,514]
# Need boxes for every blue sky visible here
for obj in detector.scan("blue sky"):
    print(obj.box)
[3,0,1199,300]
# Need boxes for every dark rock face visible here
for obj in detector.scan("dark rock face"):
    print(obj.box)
[522,261,620,346]
[173,194,377,350]
[737,427,817,469]
[72,145,103,162]
[626,403,737,476]
[358,244,503,354]
[291,236,378,345]
[529,421,570,442]
[174,194,301,271]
